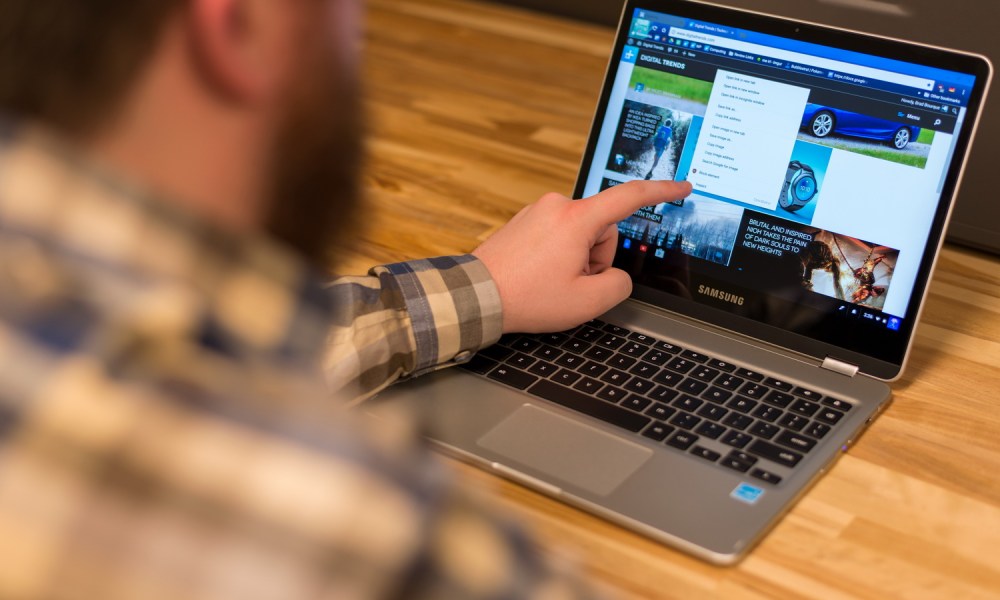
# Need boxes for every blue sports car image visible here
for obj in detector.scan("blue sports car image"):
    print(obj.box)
[801,104,920,149]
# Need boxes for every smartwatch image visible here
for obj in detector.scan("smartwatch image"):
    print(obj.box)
[779,160,818,212]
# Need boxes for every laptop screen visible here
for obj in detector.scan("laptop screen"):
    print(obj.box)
[576,1,991,378]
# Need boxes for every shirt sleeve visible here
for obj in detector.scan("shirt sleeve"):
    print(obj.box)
[323,254,503,403]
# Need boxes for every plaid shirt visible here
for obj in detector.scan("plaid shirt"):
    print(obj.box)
[0,124,599,599]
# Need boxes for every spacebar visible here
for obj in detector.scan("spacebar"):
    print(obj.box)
[528,380,651,433]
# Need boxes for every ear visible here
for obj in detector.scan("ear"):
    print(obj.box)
[187,0,295,103]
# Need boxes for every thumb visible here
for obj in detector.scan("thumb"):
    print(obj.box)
[573,267,634,317]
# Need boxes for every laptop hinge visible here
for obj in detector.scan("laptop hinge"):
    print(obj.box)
[821,356,860,377]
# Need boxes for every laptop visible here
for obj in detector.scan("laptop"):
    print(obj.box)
[371,0,991,564]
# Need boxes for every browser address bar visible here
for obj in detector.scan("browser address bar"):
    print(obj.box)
[667,27,935,91]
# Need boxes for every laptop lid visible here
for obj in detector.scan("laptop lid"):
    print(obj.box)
[574,0,992,380]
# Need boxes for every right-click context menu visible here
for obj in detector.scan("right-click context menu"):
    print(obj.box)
[688,70,809,209]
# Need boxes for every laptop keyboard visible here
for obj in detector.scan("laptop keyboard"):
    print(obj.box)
[461,319,853,486]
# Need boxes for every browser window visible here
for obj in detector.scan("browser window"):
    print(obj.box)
[581,8,979,364]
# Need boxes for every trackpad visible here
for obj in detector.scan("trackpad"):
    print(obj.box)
[478,404,653,496]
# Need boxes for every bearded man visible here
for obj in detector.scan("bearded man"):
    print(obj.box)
[0,1,689,597]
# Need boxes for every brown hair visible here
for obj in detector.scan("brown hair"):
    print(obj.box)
[0,1,181,136]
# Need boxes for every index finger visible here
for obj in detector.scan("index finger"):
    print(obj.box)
[574,180,693,227]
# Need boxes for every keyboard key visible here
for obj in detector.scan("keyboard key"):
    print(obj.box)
[628,332,658,345]
[579,361,609,378]
[722,412,753,430]
[747,439,804,468]
[597,385,628,403]
[726,396,758,413]
[736,368,764,382]
[508,352,537,369]
[698,404,728,422]
[601,324,630,336]
[599,369,630,386]
[555,353,586,369]
[702,386,732,404]
[673,394,703,412]
[695,422,726,440]
[790,399,820,418]
[487,366,538,390]
[528,360,559,377]
[460,354,498,375]
[585,318,607,328]
[678,378,708,395]
[645,402,676,421]
[666,357,697,374]
[752,405,783,422]
[804,421,832,439]
[815,407,846,425]
[642,422,674,442]
[680,350,709,363]
[670,412,701,431]
[598,334,628,350]
[721,450,758,473]
[583,346,614,361]
[779,413,809,431]
[653,370,684,387]
[750,468,782,485]
[822,397,853,411]
[621,395,652,412]
[648,386,679,403]
[573,326,603,342]
[727,450,758,466]
[533,345,562,361]
[740,382,768,399]
[748,421,780,439]
[481,345,515,361]
[764,377,793,392]
[764,390,795,408]
[560,338,589,354]
[793,386,823,401]
[628,361,658,379]
[539,333,569,346]
[643,350,671,365]
[621,342,650,358]
[707,358,737,372]
[690,366,720,382]
[529,380,650,433]
[690,446,721,462]
[666,431,699,450]
[572,377,604,395]
[721,430,753,449]
[552,369,582,386]
[775,430,817,453]
[509,337,541,352]
[607,354,637,370]
[716,374,745,390]
[624,378,655,395]
[655,341,682,353]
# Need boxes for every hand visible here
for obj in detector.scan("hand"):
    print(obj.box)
[472,180,692,333]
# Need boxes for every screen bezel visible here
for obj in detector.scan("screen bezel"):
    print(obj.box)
[573,0,993,380]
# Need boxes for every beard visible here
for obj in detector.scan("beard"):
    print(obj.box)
[263,33,364,270]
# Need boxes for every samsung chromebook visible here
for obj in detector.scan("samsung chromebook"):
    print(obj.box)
[371,0,991,564]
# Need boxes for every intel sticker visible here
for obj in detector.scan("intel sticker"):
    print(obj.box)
[731,483,765,505]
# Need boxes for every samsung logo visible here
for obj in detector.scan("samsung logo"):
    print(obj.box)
[697,285,745,306]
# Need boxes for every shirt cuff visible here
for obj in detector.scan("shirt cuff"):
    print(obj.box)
[374,254,503,376]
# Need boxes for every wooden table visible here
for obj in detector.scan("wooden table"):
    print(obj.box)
[355,1,1000,597]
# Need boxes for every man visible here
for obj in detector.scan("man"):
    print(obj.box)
[0,1,690,598]
[644,116,673,180]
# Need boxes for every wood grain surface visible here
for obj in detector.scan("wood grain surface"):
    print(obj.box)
[355,1,1000,597]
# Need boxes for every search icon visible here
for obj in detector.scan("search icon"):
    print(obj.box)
[934,118,942,126]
